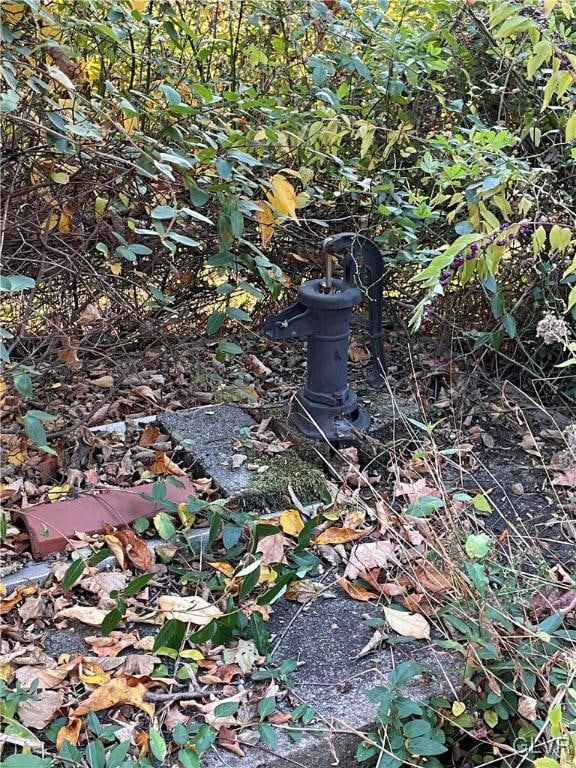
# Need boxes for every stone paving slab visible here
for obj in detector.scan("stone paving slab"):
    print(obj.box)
[203,593,460,768]
[159,405,327,508]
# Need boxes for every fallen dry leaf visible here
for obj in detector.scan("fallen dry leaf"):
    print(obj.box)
[157,595,222,625]
[256,532,288,565]
[393,477,441,503]
[413,560,452,594]
[337,577,376,602]
[247,354,272,379]
[75,674,154,717]
[116,528,153,571]
[552,470,576,488]
[355,629,387,659]
[57,336,82,370]
[79,659,111,686]
[314,527,369,546]
[78,304,102,325]
[0,584,38,615]
[280,508,304,537]
[92,375,114,388]
[14,660,77,690]
[199,663,242,685]
[149,450,186,476]
[140,424,161,446]
[103,533,126,569]
[18,689,64,728]
[131,385,157,402]
[256,201,276,248]
[344,541,397,581]
[56,606,110,626]
[56,717,82,749]
[348,342,370,362]
[85,631,138,657]
[286,579,327,604]
[383,606,430,640]
[218,726,245,757]
[518,696,538,721]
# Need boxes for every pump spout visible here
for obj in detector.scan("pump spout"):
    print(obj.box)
[264,303,313,341]
[322,233,387,387]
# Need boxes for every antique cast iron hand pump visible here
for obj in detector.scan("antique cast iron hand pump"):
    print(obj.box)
[265,233,386,444]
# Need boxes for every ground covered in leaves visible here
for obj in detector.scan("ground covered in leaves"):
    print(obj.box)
[1,327,575,768]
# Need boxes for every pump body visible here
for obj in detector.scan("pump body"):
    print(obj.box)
[265,234,386,444]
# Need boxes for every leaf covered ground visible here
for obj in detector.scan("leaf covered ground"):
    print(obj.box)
[1,328,575,768]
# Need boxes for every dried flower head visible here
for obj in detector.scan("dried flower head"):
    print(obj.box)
[536,313,572,346]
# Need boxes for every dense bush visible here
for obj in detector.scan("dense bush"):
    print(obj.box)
[1,0,575,419]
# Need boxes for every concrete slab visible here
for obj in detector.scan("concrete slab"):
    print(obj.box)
[159,405,255,497]
[159,405,327,508]
[203,593,460,768]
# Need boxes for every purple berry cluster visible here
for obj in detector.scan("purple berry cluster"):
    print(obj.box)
[423,221,536,320]
[556,42,572,71]
[519,5,549,28]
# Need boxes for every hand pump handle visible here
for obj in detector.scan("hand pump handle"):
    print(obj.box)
[322,233,387,387]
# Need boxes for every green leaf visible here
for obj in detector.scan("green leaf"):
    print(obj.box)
[0,756,52,768]
[86,738,106,768]
[403,719,432,738]
[207,311,225,336]
[258,696,276,718]
[250,611,270,654]
[549,225,572,253]
[153,618,186,652]
[123,572,155,596]
[151,205,177,220]
[0,275,35,292]
[106,741,131,768]
[566,113,576,143]
[213,701,239,717]
[23,414,48,448]
[101,608,124,636]
[387,661,423,688]
[13,371,33,399]
[218,341,242,355]
[178,748,200,768]
[62,558,85,589]
[465,533,492,560]
[150,729,167,762]
[534,759,561,768]
[153,511,177,540]
[407,736,447,756]
[471,494,492,513]
[159,84,182,105]
[257,722,278,748]
[406,496,444,517]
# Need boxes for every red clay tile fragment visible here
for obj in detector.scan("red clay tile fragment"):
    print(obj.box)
[15,480,196,557]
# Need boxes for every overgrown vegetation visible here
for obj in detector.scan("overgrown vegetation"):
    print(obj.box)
[1,1,575,767]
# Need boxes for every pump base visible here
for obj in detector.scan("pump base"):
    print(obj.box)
[287,389,371,445]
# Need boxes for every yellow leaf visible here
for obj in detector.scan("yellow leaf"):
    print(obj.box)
[79,660,110,687]
[566,113,576,143]
[56,717,82,750]
[568,285,576,312]
[256,201,275,248]
[279,508,304,537]
[43,209,60,232]
[180,648,204,660]
[452,701,466,717]
[7,443,27,466]
[544,0,559,12]
[123,115,139,134]
[209,561,235,577]
[267,174,298,221]
[0,377,7,397]
[130,0,147,10]
[75,674,154,717]
[337,577,376,602]
[48,484,70,502]
[109,262,122,275]
[1,2,25,24]
[0,662,12,681]
[314,527,368,545]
